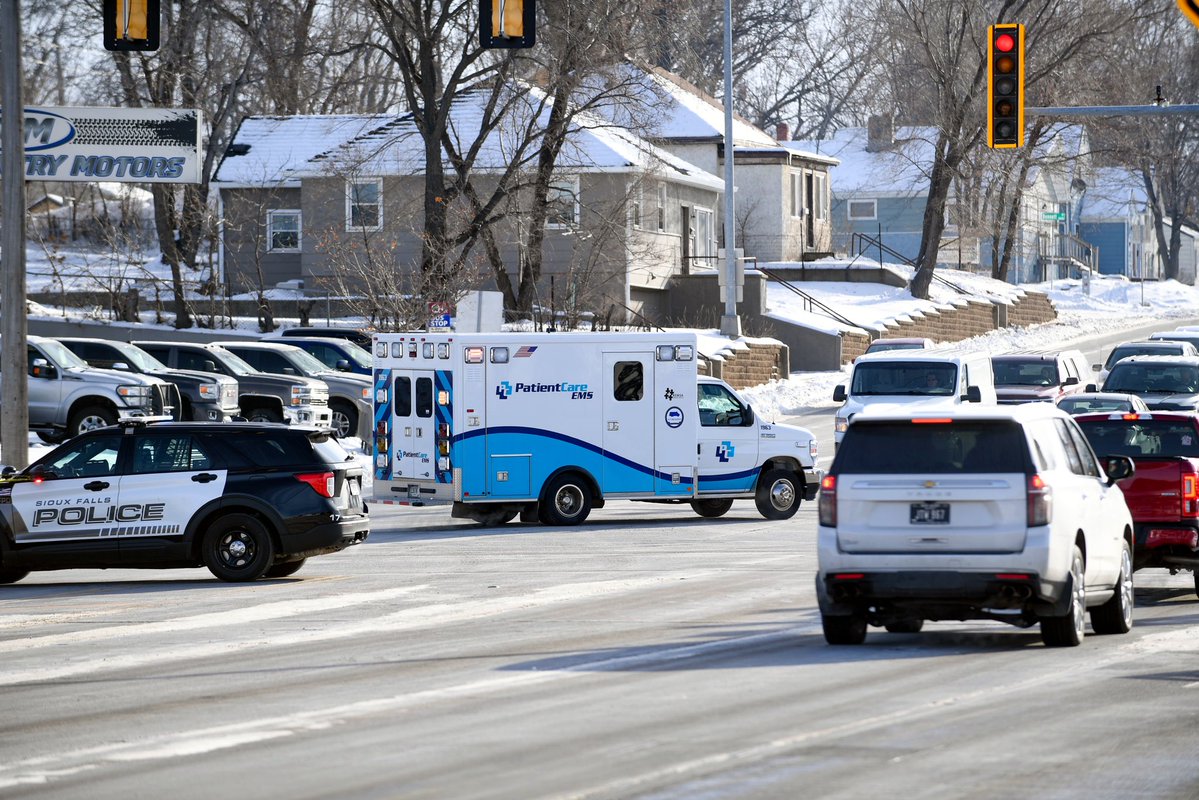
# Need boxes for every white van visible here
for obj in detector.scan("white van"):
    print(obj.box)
[833,351,997,448]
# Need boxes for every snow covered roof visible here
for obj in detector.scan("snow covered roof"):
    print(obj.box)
[290,86,724,192]
[214,115,393,187]
[1079,167,1148,222]
[792,127,937,198]
[639,65,779,148]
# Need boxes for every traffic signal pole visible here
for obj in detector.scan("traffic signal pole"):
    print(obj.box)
[1026,104,1199,117]
[0,0,29,469]
[719,0,740,337]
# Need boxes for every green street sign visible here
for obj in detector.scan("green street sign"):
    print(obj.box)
[1042,211,1065,221]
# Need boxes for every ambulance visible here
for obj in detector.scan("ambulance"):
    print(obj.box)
[371,332,821,525]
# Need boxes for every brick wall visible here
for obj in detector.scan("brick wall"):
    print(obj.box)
[702,341,789,389]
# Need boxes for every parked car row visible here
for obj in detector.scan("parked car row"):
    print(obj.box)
[821,325,1199,646]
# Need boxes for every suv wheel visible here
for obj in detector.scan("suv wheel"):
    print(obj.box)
[691,498,734,518]
[245,407,282,423]
[0,566,29,585]
[822,612,867,645]
[540,473,592,526]
[202,513,276,582]
[330,401,357,439]
[37,432,65,445]
[1041,546,1086,647]
[755,468,800,520]
[264,558,307,579]
[69,405,117,436]
[1091,541,1134,635]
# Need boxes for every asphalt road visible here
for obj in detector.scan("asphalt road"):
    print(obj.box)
[4,319,1199,799]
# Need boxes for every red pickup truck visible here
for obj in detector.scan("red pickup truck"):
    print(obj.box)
[1076,411,1199,597]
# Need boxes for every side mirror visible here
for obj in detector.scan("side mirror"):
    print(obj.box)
[203,360,218,373]
[283,367,298,376]
[29,464,57,481]
[335,359,352,372]
[29,358,57,380]
[112,361,131,371]
[833,385,847,402]
[964,385,982,403]
[1085,383,1098,393]
[0,465,15,477]
[1064,376,1079,387]
[743,405,755,425]
[1103,455,1135,485]
[1092,364,1101,372]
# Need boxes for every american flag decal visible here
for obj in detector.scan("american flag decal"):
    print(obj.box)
[515,346,538,358]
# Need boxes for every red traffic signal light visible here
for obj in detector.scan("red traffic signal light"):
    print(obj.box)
[102,0,159,52]
[987,23,1024,148]
[480,0,535,49]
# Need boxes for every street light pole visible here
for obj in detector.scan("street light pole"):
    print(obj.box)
[719,0,740,337]
[1,0,29,468]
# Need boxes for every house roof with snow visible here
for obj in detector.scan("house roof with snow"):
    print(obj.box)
[791,126,937,198]
[214,114,395,187]
[1079,167,1149,223]
[289,86,725,192]
[637,65,779,148]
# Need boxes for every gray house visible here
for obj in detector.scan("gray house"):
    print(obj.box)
[214,88,724,323]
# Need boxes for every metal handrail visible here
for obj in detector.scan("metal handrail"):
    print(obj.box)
[850,232,972,296]
[757,265,863,330]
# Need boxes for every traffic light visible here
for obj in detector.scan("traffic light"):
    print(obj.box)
[480,0,535,49]
[103,0,159,52]
[987,23,1024,148]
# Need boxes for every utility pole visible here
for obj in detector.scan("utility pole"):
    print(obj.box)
[719,0,740,337]
[1,0,29,468]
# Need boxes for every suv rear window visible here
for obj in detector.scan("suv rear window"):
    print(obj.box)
[835,421,1029,474]
[1077,419,1199,458]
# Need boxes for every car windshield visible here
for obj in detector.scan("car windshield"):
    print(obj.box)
[35,340,88,369]
[1078,419,1199,459]
[835,420,1028,474]
[339,343,373,369]
[1104,364,1199,395]
[212,349,258,376]
[284,347,335,375]
[1105,345,1180,370]
[1057,397,1133,415]
[993,359,1057,386]
[865,342,923,354]
[113,343,168,372]
[850,362,957,396]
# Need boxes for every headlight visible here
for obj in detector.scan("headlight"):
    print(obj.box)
[198,383,219,400]
[117,384,151,405]
[834,415,849,433]
[291,384,313,406]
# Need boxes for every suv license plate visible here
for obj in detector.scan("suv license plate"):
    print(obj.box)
[910,502,950,524]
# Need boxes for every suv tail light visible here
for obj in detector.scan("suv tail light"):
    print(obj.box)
[1027,474,1052,527]
[1182,470,1199,518]
[296,471,335,498]
[818,475,837,526]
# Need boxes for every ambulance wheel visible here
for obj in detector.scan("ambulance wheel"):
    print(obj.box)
[755,468,800,520]
[690,498,734,518]
[0,567,29,584]
[203,514,275,582]
[264,559,307,579]
[329,401,357,439]
[472,508,518,527]
[540,474,592,526]
[68,405,117,437]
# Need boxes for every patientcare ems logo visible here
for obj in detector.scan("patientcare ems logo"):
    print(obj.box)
[716,441,735,462]
[495,380,593,400]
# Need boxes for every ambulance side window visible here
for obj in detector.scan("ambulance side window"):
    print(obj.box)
[41,435,122,479]
[394,377,412,417]
[415,377,433,418]
[614,361,644,401]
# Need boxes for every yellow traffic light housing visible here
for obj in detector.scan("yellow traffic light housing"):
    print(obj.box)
[987,23,1024,148]
[480,0,535,49]
[103,0,159,52]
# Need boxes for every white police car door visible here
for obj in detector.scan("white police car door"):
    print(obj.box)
[117,433,226,551]
[602,353,655,494]
[696,382,759,495]
[8,434,123,547]
[391,372,437,482]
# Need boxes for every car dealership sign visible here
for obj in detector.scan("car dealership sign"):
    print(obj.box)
[1,106,202,183]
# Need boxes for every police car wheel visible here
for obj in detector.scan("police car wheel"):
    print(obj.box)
[755,468,800,520]
[202,514,276,582]
[690,498,734,518]
[0,567,29,585]
[69,405,117,436]
[264,558,307,579]
[541,474,592,526]
[330,401,357,439]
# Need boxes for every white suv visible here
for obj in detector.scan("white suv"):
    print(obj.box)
[816,403,1136,647]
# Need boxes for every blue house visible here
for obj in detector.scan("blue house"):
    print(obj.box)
[1078,167,1161,279]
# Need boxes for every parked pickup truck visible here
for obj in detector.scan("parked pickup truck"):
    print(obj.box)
[1076,410,1199,597]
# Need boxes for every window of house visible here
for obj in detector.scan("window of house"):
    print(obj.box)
[694,207,715,261]
[814,174,827,220]
[546,178,578,227]
[346,179,382,231]
[630,184,642,229]
[657,183,667,231]
[847,199,877,221]
[790,172,803,218]
[267,210,301,252]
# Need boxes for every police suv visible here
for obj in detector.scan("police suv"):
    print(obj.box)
[0,421,369,583]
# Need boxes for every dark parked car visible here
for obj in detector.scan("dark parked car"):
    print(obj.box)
[280,327,373,350]
[0,421,368,583]
[59,338,241,422]
[278,336,373,376]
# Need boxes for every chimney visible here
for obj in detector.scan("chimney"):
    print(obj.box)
[866,114,895,152]
[775,122,790,142]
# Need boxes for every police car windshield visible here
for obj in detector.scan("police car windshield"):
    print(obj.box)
[114,343,168,372]
[37,340,88,369]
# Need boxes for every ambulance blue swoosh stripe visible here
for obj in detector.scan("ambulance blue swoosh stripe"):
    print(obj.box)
[453,426,695,485]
